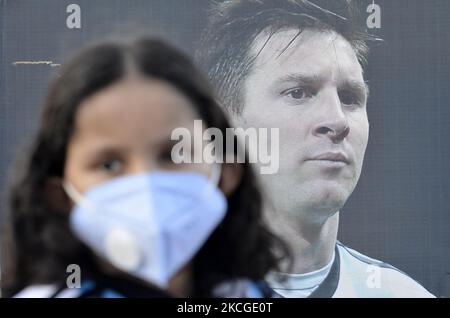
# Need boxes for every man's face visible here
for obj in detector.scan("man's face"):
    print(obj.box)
[237,29,369,223]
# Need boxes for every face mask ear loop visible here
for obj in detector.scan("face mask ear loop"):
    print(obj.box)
[210,163,222,187]
[203,163,222,195]
[62,181,94,210]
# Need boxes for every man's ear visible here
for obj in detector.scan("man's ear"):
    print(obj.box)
[218,163,243,197]
[43,177,72,215]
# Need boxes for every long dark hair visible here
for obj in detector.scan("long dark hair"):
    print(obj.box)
[2,38,290,297]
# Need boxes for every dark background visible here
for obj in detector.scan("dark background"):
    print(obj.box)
[1,0,449,297]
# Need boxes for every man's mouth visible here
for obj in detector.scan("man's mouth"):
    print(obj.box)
[306,152,350,165]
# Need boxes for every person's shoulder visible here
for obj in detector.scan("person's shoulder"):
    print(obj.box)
[337,242,435,298]
[13,284,89,298]
[13,285,58,298]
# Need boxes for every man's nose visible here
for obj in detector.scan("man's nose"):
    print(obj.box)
[312,89,350,143]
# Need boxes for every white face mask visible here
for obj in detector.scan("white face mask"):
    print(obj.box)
[63,165,226,288]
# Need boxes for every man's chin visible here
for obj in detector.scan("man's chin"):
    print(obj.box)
[302,187,350,216]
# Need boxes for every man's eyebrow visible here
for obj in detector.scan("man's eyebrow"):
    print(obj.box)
[273,73,325,86]
[273,74,368,93]
[340,80,369,97]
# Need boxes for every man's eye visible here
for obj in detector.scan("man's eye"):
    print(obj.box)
[97,159,123,173]
[282,87,315,101]
[339,90,362,106]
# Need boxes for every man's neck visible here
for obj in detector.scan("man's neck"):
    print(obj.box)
[274,211,339,274]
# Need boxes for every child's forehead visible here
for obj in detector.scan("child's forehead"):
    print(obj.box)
[71,78,199,141]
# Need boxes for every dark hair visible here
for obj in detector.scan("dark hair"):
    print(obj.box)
[2,38,290,297]
[195,0,375,114]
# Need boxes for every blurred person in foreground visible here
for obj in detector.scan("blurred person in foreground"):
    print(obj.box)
[2,38,290,298]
